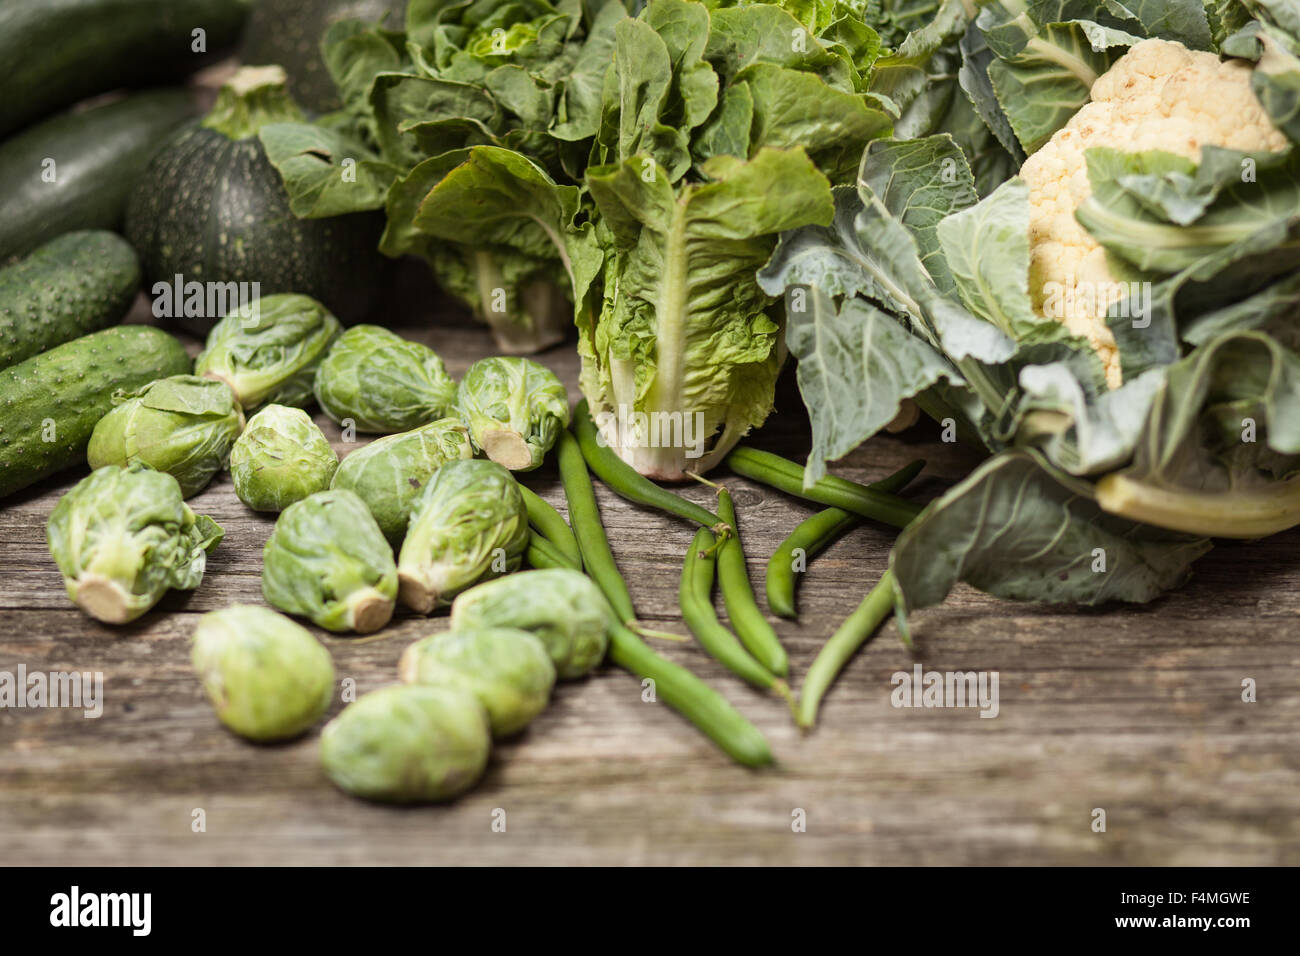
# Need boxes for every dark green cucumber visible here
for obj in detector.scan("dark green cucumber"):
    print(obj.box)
[0,232,141,371]
[126,65,387,335]
[0,89,198,262]
[0,326,192,497]
[0,0,250,138]
[241,0,406,113]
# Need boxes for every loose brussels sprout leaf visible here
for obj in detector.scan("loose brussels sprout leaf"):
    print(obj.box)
[450,568,610,679]
[397,458,529,613]
[191,605,335,742]
[46,463,224,624]
[87,375,244,498]
[195,293,341,411]
[320,685,491,803]
[330,417,473,542]
[398,627,555,737]
[455,356,569,471]
[262,489,398,634]
[314,324,457,433]
[230,404,339,512]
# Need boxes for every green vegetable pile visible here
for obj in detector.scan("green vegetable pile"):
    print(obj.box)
[5,0,1300,807]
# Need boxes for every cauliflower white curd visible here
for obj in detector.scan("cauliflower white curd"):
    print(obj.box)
[1020,38,1289,388]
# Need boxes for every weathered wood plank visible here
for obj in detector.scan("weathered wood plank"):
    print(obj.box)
[2,304,1298,865]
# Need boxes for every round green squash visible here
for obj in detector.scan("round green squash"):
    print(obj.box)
[125,65,388,336]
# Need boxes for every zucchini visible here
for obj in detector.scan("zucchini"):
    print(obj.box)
[0,0,250,138]
[0,89,198,263]
[126,65,387,336]
[0,326,192,498]
[0,232,141,371]
[241,0,407,113]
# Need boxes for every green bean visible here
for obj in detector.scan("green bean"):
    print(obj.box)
[573,399,722,529]
[520,485,582,568]
[527,530,580,572]
[767,509,858,619]
[607,621,773,767]
[681,528,785,694]
[796,571,896,729]
[766,459,926,619]
[557,429,638,626]
[726,447,924,528]
[714,488,788,677]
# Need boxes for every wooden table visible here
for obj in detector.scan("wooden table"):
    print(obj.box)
[2,301,1297,866]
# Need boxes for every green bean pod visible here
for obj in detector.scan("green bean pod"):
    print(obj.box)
[714,488,788,677]
[767,509,858,619]
[607,621,773,767]
[519,485,582,568]
[573,400,721,528]
[765,459,925,619]
[557,429,639,626]
[681,528,782,692]
[726,447,924,528]
[796,571,896,729]
[527,530,580,572]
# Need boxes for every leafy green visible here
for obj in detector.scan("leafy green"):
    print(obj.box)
[889,450,1211,621]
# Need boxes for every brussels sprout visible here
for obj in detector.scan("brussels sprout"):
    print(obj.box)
[87,375,244,498]
[397,459,528,613]
[330,418,473,543]
[46,463,224,624]
[195,293,340,410]
[230,404,338,512]
[191,605,334,742]
[262,489,398,634]
[398,628,555,737]
[314,325,457,433]
[320,685,491,804]
[455,356,569,471]
[450,569,610,679]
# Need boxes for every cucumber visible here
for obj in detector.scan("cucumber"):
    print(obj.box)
[0,232,141,371]
[0,0,250,138]
[0,89,198,262]
[0,326,192,498]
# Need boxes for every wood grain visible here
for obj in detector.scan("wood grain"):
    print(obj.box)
[1,294,1297,866]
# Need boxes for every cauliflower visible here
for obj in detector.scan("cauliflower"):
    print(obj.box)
[1020,38,1289,388]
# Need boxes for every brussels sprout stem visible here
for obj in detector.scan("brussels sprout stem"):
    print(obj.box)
[74,574,137,625]
[345,587,396,635]
[481,429,534,470]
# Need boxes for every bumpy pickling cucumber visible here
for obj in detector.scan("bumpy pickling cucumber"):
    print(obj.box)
[0,325,192,497]
[0,231,141,371]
